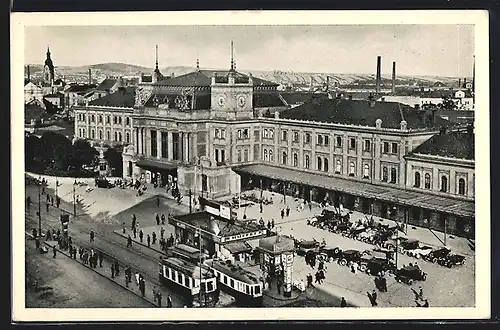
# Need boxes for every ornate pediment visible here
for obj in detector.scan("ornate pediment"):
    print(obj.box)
[134,87,153,107]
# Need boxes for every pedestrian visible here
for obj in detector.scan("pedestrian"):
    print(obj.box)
[127,235,132,248]
[419,286,424,300]
[111,263,115,278]
[52,245,56,258]
[35,238,40,250]
[286,205,290,217]
[157,291,162,307]
[315,271,321,284]
[422,299,429,307]
[157,196,160,208]
[280,209,284,219]
[152,232,157,245]
[133,226,137,238]
[90,231,94,243]
[308,201,312,211]
[161,213,166,225]
[122,222,126,234]
[371,290,377,304]
[153,286,158,303]
[167,295,173,308]
[115,260,120,276]
[46,202,49,212]
[51,196,54,206]
[307,273,314,288]
[267,221,271,231]
[140,279,146,297]
[98,251,103,267]
[156,214,160,226]
[160,227,165,240]
[139,230,144,243]
[271,219,275,228]
[131,214,136,230]
[341,297,347,307]
[367,291,377,307]
[135,272,140,286]
[56,196,60,208]
[26,196,32,210]
[147,234,151,247]
[276,278,282,295]
[259,202,263,213]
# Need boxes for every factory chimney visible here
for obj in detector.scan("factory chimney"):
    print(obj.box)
[459,78,461,89]
[376,56,381,95]
[27,65,30,81]
[391,61,396,95]
[88,69,92,85]
[326,76,330,92]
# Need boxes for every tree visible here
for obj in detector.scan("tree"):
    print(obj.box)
[72,139,99,170]
[439,95,457,110]
[25,135,42,170]
[103,147,123,177]
[40,131,73,170]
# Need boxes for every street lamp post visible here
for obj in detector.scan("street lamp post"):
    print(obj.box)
[37,181,42,242]
[189,189,192,213]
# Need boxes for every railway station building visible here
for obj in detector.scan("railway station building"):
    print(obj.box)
[72,48,475,239]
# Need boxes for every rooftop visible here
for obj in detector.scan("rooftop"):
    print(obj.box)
[96,78,118,91]
[88,87,136,108]
[154,69,277,87]
[280,98,452,129]
[66,84,97,93]
[408,128,474,160]
[171,211,263,238]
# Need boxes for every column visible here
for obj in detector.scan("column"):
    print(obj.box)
[135,128,139,154]
[138,128,142,155]
[157,130,161,159]
[184,133,189,163]
[167,131,173,161]
[141,128,145,155]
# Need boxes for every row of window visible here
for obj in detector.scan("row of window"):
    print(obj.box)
[414,172,468,195]
[214,128,251,140]
[77,113,131,126]
[215,271,260,296]
[164,266,215,292]
[78,128,131,143]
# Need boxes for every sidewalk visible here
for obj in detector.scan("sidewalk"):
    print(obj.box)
[114,224,174,255]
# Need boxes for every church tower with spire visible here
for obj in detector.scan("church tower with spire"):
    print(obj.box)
[43,46,55,85]
[152,45,164,84]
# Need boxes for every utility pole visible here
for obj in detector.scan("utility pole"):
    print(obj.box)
[198,228,203,307]
[189,189,192,213]
[395,227,399,269]
[444,214,447,246]
[37,182,42,241]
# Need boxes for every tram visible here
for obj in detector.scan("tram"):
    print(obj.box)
[206,259,263,306]
[158,256,220,307]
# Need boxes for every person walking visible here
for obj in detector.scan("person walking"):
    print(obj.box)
[52,245,56,258]
[127,235,133,248]
[111,263,115,278]
[286,205,290,217]
[418,286,424,300]
[90,231,94,243]
[27,196,32,210]
[259,202,263,213]
[157,291,162,307]
[161,213,166,225]
[341,297,347,307]
[98,250,103,267]
[306,274,314,288]
[56,196,60,208]
[135,272,140,286]
[147,234,151,248]
[114,260,120,276]
[133,226,137,238]
[46,201,49,213]
[156,196,160,208]
[271,219,275,229]
[167,295,173,308]
[140,279,146,298]
[131,214,136,230]
[139,230,144,243]
[122,222,126,234]
[160,227,165,240]
[280,209,284,219]
[156,214,160,226]
[32,228,37,240]
[367,291,377,306]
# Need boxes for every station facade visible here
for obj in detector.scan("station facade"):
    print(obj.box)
[72,54,475,238]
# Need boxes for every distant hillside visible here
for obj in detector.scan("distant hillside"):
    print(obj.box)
[24,62,469,87]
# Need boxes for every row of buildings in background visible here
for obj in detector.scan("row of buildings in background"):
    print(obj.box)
[64,44,475,239]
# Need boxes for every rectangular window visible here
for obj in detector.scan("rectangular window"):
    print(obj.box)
[349,138,356,149]
[254,130,260,142]
[106,116,110,124]
[305,133,311,144]
[91,114,95,122]
[324,135,329,146]
[99,115,103,123]
[215,149,220,163]
[230,279,235,288]
[113,116,117,124]
[126,117,130,125]
[364,140,371,152]
[383,142,389,153]
[161,132,168,158]
[244,149,249,162]
[263,129,268,138]
[118,117,122,125]
[391,142,398,154]
[317,135,323,145]
[221,129,226,139]
[243,129,249,139]
[269,129,274,139]
[223,275,227,285]
[336,136,342,147]
[150,130,157,157]
[172,133,180,161]
[237,149,242,162]
[293,132,299,143]
[282,130,288,141]
[221,150,226,163]
[215,128,220,138]
[237,130,242,139]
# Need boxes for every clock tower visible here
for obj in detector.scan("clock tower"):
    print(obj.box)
[210,42,254,120]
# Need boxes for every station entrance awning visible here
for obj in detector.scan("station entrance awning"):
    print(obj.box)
[136,158,178,172]
[233,164,474,218]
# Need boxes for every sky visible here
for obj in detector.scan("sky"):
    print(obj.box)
[24,25,475,77]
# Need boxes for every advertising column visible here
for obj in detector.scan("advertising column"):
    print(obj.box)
[282,251,294,297]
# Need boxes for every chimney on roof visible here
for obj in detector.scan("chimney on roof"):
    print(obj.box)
[376,56,382,94]
[463,77,467,88]
[88,69,92,85]
[27,65,30,81]
[391,61,396,95]
[326,76,330,93]
[458,78,461,89]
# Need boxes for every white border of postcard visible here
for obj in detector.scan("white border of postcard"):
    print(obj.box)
[11,10,490,321]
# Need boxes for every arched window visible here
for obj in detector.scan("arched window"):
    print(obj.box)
[363,164,370,178]
[282,151,287,165]
[293,153,298,167]
[390,168,397,183]
[91,129,95,139]
[335,159,341,173]
[441,175,448,192]
[99,130,103,140]
[414,172,421,188]
[382,166,388,182]
[118,132,122,142]
[305,155,310,169]
[114,132,118,141]
[458,178,466,195]
[263,149,268,161]
[126,132,130,143]
[317,157,322,171]
[106,131,110,141]
[269,150,274,162]
[349,162,355,176]
[424,173,431,189]
[324,158,329,172]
